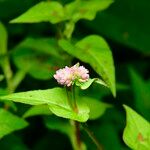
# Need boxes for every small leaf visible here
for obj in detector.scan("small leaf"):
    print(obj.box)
[59,35,116,96]
[0,88,89,122]
[49,101,89,122]
[23,105,52,118]
[76,78,107,90]
[0,109,28,138]
[65,0,113,22]
[81,97,111,120]
[123,105,150,150]
[10,1,65,24]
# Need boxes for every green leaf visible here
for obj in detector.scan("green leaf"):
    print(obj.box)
[81,97,111,120]
[129,68,150,121]
[12,38,66,80]
[0,109,28,138]
[85,0,150,54]
[59,35,116,96]
[0,22,7,54]
[49,100,89,122]
[76,78,107,90]
[0,88,89,122]
[10,1,65,24]
[65,0,113,22]
[23,105,52,118]
[123,105,150,150]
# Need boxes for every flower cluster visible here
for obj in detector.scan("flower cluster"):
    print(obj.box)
[54,64,89,87]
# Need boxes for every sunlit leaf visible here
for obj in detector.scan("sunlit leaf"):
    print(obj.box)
[59,35,116,96]
[123,105,150,150]
[10,1,65,24]
[0,88,89,122]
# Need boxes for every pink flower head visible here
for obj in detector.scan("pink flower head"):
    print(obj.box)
[54,63,89,87]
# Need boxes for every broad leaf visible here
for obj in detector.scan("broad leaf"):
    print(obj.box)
[0,109,28,138]
[65,0,113,22]
[123,105,150,150]
[59,35,116,96]
[10,1,65,24]
[23,105,52,118]
[0,88,89,122]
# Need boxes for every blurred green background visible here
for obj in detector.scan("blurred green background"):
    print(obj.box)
[0,0,149,150]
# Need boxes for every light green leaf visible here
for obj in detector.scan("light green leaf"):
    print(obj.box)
[0,109,28,138]
[65,0,113,22]
[76,78,107,90]
[59,35,116,96]
[0,88,89,122]
[23,105,52,118]
[12,38,66,80]
[49,101,89,122]
[10,1,65,24]
[81,97,111,120]
[0,22,7,54]
[123,105,150,150]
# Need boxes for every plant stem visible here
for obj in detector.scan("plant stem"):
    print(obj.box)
[72,85,78,113]
[66,87,74,110]
[82,124,103,150]
[74,121,81,149]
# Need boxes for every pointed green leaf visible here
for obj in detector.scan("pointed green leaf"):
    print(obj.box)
[0,109,28,138]
[0,88,89,122]
[123,105,150,150]
[65,0,113,22]
[10,1,65,24]
[59,35,116,96]
[23,105,52,118]
[76,78,107,90]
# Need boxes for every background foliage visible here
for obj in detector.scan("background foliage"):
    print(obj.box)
[0,0,150,150]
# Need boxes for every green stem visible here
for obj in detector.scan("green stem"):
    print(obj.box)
[82,124,103,150]
[66,87,74,110]
[72,85,78,113]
